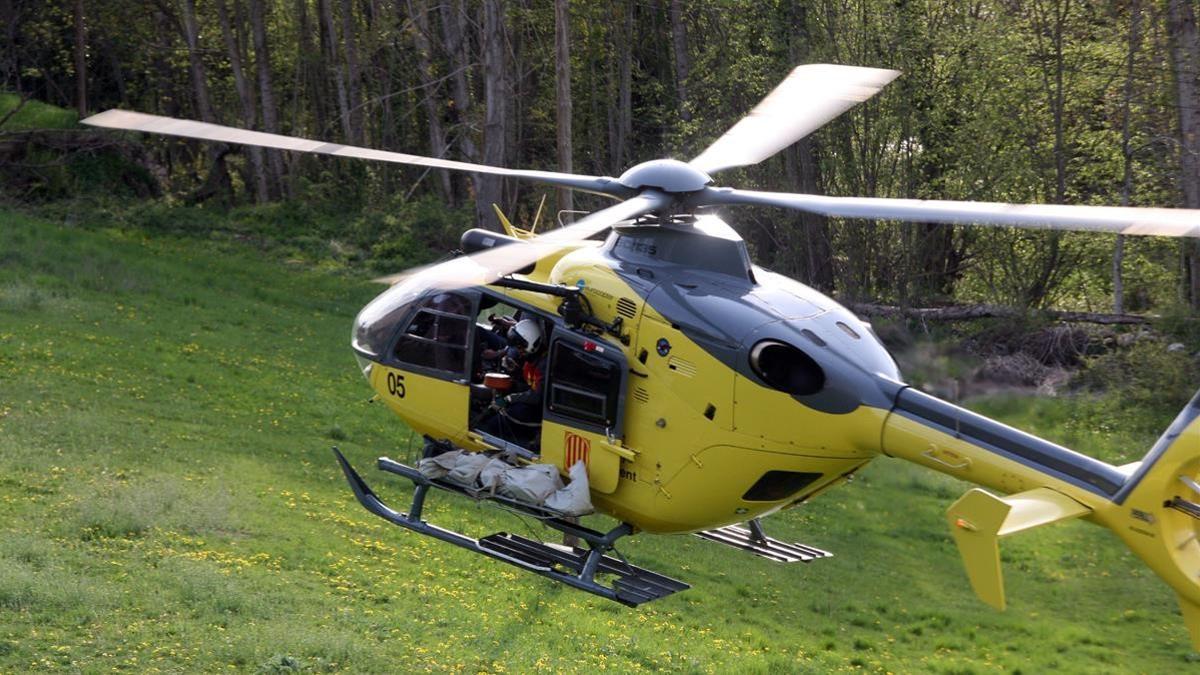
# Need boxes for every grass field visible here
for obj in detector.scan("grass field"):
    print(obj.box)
[1,207,1196,673]
[0,93,78,131]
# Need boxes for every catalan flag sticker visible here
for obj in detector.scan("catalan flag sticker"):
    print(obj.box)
[564,430,591,469]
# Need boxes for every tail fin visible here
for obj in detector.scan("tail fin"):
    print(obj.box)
[1106,389,1200,649]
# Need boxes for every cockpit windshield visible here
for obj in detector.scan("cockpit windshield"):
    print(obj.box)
[351,278,426,357]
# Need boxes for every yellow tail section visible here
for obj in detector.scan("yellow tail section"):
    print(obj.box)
[943,391,1200,648]
[885,386,1200,646]
[1103,392,1200,648]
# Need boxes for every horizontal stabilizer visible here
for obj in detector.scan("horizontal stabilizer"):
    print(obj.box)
[946,487,1091,610]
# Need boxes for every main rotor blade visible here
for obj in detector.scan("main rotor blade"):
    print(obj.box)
[701,188,1200,238]
[374,190,672,287]
[689,64,899,175]
[81,110,629,199]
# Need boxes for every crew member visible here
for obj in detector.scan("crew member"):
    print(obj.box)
[477,319,547,449]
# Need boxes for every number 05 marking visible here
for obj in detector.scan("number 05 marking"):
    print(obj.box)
[386,372,406,398]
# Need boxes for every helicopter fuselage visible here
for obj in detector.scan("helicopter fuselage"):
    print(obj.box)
[352,216,904,533]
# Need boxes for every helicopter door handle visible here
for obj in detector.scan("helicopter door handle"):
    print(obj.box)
[922,447,970,471]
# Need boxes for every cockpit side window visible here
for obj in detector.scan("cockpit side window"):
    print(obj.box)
[394,292,473,375]
[546,341,621,427]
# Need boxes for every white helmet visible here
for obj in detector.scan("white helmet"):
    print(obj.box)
[509,319,544,352]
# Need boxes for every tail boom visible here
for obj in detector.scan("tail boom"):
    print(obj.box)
[882,385,1200,648]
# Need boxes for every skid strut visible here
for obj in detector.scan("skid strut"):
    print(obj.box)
[694,519,832,563]
[332,448,688,606]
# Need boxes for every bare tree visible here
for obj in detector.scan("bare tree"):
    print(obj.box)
[669,0,690,122]
[783,0,831,290]
[176,0,215,124]
[167,0,232,201]
[608,0,632,172]
[251,0,285,197]
[73,0,86,117]
[407,0,453,201]
[1115,0,1144,314]
[478,0,509,230]
[216,0,268,202]
[318,0,353,141]
[340,0,364,145]
[1167,0,1200,310]
[555,0,573,215]
[439,0,479,202]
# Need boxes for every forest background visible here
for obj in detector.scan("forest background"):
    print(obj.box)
[6,0,1200,316]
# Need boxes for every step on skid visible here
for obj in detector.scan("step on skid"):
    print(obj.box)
[694,520,833,563]
[332,448,689,606]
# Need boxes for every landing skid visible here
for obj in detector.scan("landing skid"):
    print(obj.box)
[694,520,832,563]
[332,448,689,606]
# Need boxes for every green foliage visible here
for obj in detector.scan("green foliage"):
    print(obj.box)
[1072,340,1200,434]
[1158,305,1200,352]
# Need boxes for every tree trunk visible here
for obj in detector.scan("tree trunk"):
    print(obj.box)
[339,0,364,145]
[175,0,232,202]
[407,0,453,201]
[73,0,86,118]
[1167,0,1200,310]
[370,0,398,162]
[439,0,478,203]
[1,0,19,91]
[216,0,268,203]
[477,0,508,230]
[783,0,831,290]
[251,0,285,198]
[612,0,632,171]
[296,0,326,140]
[1040,0,1069,310]
[669,0,690,122]
[319,0,353,141]
[177,0,215,124]
[1021,0,1072,309]
[1116,0,1144,314]
[554,0,574,216]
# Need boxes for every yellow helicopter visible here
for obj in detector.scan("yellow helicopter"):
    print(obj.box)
[84,64,1200,645]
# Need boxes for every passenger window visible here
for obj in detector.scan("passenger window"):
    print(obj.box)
[394,292,472,374]
[547,341,620,427]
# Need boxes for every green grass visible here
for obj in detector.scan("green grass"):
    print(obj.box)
[0,93,78,130]
[0,207,1196,672]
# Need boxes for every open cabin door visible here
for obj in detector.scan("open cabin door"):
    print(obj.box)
[540,329,630,494]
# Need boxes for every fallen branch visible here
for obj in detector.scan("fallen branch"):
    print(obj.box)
[848,303,1151,325]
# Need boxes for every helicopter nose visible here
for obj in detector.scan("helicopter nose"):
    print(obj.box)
[351,279,425,358]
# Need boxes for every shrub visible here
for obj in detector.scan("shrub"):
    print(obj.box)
[1072,340,1200,434]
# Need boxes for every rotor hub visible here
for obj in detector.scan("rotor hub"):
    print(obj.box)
[616,159,712,194]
